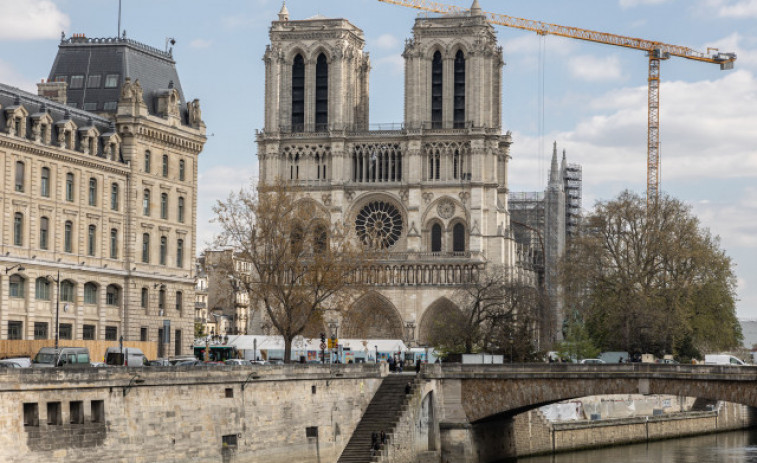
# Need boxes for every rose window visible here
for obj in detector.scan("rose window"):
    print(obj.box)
[355,201,403,249]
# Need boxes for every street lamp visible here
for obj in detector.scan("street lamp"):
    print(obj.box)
[375,345,379,364]
[46,271,61,350]
[4,264,25,274]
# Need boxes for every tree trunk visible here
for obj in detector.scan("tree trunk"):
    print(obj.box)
[284,334,293,364]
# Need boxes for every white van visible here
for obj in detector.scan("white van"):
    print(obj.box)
[32,347,90,368]
[704,354,746,366]
[105,347,147,367]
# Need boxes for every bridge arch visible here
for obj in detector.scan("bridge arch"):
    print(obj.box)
[342,291,403,339]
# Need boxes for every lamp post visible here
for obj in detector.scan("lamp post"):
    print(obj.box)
[375,345,378,364]
[4,264,25,274]
[46,271,61,350]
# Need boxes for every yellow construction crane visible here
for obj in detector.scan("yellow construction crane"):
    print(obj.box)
[378,0,737,201]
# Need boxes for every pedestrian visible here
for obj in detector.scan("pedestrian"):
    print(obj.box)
[380,429,386,444]
[371,431,378,446]
[415,358,421,374]
[405,381,412,395]
[398,358,403,373]
[388,355,395,372]
[371,440,381,456]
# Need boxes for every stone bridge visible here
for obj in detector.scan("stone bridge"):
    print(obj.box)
[420,363,757,462]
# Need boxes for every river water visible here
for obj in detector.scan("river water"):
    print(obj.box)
[510,429,757,463]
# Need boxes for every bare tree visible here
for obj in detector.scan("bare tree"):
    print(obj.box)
[212,180,368,363]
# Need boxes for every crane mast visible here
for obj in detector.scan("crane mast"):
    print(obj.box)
[378,0,736,202]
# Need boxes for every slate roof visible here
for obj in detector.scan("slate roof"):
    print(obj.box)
[47,35,187,119]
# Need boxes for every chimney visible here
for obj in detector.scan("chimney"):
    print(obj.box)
[37,80,68,104]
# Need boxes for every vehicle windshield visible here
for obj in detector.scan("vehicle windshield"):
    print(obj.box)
[33,353,56,364]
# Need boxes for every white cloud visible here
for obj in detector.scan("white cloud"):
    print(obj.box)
[704,0,757,18]
[567,55,624,82]
[374,55,404,76]
[703,32,757,70]
[374,34,400,50]
[190,39,213,50]
[619,0,673,7]
[0,58,36,92]
[694,188,757,248]
[0,0,69,40]
[196,165,256,251]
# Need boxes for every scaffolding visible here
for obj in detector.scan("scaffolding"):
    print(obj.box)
[563,163,582,239]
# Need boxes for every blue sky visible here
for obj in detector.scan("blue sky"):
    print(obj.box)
[2,0,757,318]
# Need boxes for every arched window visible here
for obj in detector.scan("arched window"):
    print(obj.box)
[35,277,50,300]
[110,228,118,259]
[176,239,184,268]
[88,178,97,206]
[161,193,168,219]
[40,167,50,197]
[64,221,73,252]
[9,275,25,298]
[431,51,443,128]
[111,183,119,210]
[453,223,466,252]
[290,222,304,256]
[39,216,49,250]
[141,287,149,308]
[88,225,96,256]
[291,54,305,131]
[158,288,166,311]
[143,189,151,216]
[175,291,183,311]
[60,280,75,302]
[142,233,150,263]
[160,236,167,265]
[314,224,328,254]
[13,212,23,246]
[315,53,328,130]
[178,196,185,223]
[162,154,169,177]
[15,161,25,192]
[106,284,120,306]
[65,173,74,201]
[84,283,98,304]
[179,159,186,181]
[431,223,442,253]
[144,150,151,173]
[454,50,466,128]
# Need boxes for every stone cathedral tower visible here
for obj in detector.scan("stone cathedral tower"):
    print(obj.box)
[255,2,534,344]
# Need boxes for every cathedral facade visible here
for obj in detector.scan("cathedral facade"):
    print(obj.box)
[254,3,540,345]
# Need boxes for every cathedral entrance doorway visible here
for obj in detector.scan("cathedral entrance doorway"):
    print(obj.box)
[342,292,403,339]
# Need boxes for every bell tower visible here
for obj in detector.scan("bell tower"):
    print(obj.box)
[263,4,370,133]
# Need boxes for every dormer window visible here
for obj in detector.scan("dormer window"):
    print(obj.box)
[70,75,84,89]
[104,74,119,88]
[87,75,101,88]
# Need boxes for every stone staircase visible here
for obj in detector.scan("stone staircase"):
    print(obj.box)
[338,374,417,463]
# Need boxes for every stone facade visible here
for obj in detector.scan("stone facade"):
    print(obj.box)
[0,35,206,356]
[254,3,535,345]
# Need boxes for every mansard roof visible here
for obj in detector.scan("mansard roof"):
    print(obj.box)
[47,34,187,119]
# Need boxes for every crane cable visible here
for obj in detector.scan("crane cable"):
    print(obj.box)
[538,34,547,189]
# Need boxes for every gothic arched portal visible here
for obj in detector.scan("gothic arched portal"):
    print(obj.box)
[342,292,403,339]
[419,297,463,345]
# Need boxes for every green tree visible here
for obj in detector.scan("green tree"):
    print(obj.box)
[562,191,741,357]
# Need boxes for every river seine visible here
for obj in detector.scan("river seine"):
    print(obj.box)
[508,429,757,463]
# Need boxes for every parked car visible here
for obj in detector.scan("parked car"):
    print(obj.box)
[175,359,204,366]
[224,359,250,366]
[168,356,197,365]
[104,347,148,367]
[32,347,90,368]
[148,359,172,367]
[704,354,746,366]
[580,358,605,364]
[0,357,30,368]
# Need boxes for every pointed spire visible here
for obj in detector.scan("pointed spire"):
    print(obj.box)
[470,0,482,15]
[549,141,559,184]
[278,1,290,21]
[561,149,567,175]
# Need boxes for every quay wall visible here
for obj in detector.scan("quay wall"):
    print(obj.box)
[0,364,386,463]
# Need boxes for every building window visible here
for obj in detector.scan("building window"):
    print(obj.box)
[178,197,185,223]
[431,223,442,253]
[222,435,238,447]
[88,225,96,256]
[9,275,25,298]
[140,327,148,342]
[144,151,151,173]
[34,322,48,340]
[66,173,74,201]
[47,402,62,426]
[83,324,96,340]
[179,160,185,181]
[104,74,119,88]
[59,324,72,340]
[291,54,305,131]
[175,329,182,356]
[70,75,84,89]
[315,53,328,130]
[41,167,50,197]
[60,280,75,302]
[141,287,149,308]
[8,321,22,340]
[110,228,118,259]
[176,239,184,268]
[103,101,118,111]
[84,283,97,304]
[23,403,39,427]
[106,285,120,306]
[453,223,466,252]
[175,291,183,311]
[13,213,23,246]
[142,233,150,263]
[91,400,105,423]
[431,51,443,128]
[88,178,97,206]
[143,189,151,216]
[161,193,168,219]
[35,277,50,300]
[39,216,49,250]
[162,154,169,177]
[15,161,25,192]
[104,326,117,341]
[159,288,166,312]
[83,102,97,111]
[454,50,466,128]
[111,183,119,210]
[87,75,101,88]
[70,401,84,424]
[64,221,73,253]
[160,236,167,265]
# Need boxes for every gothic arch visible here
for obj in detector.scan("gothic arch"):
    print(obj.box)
[421,195,468,225]
[310,46,332,63]
[422,42,448,60]
[448,43,471,57]
[419,297,462,345]
[342,291,403,339]
[285,47,308,64]
[293,197,331,223]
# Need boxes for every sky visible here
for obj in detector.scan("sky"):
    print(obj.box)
[1,0,756,318]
